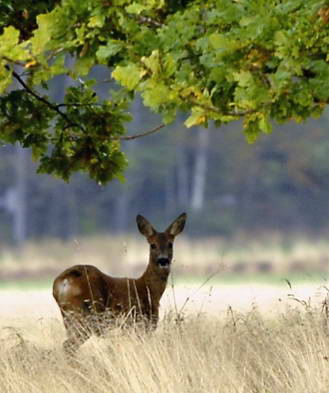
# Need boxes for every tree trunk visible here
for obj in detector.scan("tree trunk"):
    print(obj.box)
[176,141,189,206]
[190,130,210,212]
[13,145,28,247]
[165,170,175,216]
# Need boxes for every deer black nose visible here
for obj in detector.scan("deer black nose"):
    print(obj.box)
[157,257,170,268]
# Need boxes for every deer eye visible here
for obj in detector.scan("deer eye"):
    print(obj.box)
[150,244,157,250]
[168,242,173,249]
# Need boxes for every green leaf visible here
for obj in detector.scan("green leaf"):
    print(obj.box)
[112,64,144,90]
[185,107,207,128]
[163,54,176,77]
[233,71,253,87]
[141,50,160,74]
[0,26,19,52]
[31,12,56,54]
[126,3,147,14]
[0,26,29,62]
[96,40,123,63]
[208,33,239,51]
[274,31,289,46]
[243,113,261,143]
[259,114,272,134]
[142,81,172,110]
[73,56,95,76]
[88,15,105,28]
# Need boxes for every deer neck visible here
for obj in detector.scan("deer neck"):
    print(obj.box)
[138,256,170,300]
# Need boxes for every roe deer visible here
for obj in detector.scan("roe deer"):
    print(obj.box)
[53,213,187,354]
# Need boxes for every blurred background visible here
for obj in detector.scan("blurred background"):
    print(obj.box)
[0,66,328,285]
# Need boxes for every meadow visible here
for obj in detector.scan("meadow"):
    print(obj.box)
[1,298,329,393]
[0,232,328,280]
[1,233,329,392]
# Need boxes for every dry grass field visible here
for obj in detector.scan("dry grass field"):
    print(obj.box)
[1,233,329,392]
[1,295,329,393]
[1,282,329,393]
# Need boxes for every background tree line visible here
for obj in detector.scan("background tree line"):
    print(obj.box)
[0,87,328,245]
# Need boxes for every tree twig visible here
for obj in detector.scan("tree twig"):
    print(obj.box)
[57,103,107,108]
[8,67,85,132]
[8,68,166,141]
[116,124,166,141]
[137,16,163,27]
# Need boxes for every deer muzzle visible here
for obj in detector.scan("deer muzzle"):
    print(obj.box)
[157,257,170,268]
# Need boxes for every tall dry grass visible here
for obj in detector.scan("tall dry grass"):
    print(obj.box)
[2,301,329,393]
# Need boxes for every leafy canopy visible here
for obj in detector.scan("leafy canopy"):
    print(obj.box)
[1,0,329,183]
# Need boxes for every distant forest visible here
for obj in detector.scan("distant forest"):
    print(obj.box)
[0,71,328,245]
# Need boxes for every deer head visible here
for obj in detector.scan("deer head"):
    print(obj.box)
[136,212,187,270]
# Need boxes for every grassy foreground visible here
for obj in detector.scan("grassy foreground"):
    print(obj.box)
[1,303,329,393]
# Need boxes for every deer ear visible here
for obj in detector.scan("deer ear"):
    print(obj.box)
[136,215,156,238]
[165,213,187,237]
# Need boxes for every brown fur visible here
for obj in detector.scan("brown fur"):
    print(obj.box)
[53,213,187,354]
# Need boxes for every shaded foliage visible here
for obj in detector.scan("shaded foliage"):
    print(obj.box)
[0,0,329,182]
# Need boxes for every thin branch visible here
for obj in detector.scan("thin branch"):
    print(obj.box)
[138,16,163,27]
[8,66,166,141]
[1,56,25,67]
[116,124,166,141]
[225,107,258,116]
[8,66,85,132]
[57,102,107,108]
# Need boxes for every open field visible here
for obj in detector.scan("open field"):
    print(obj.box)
[1,281,329,317]
[1,234,328,392]
[0,233,328,280]
[1,286,329,393]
